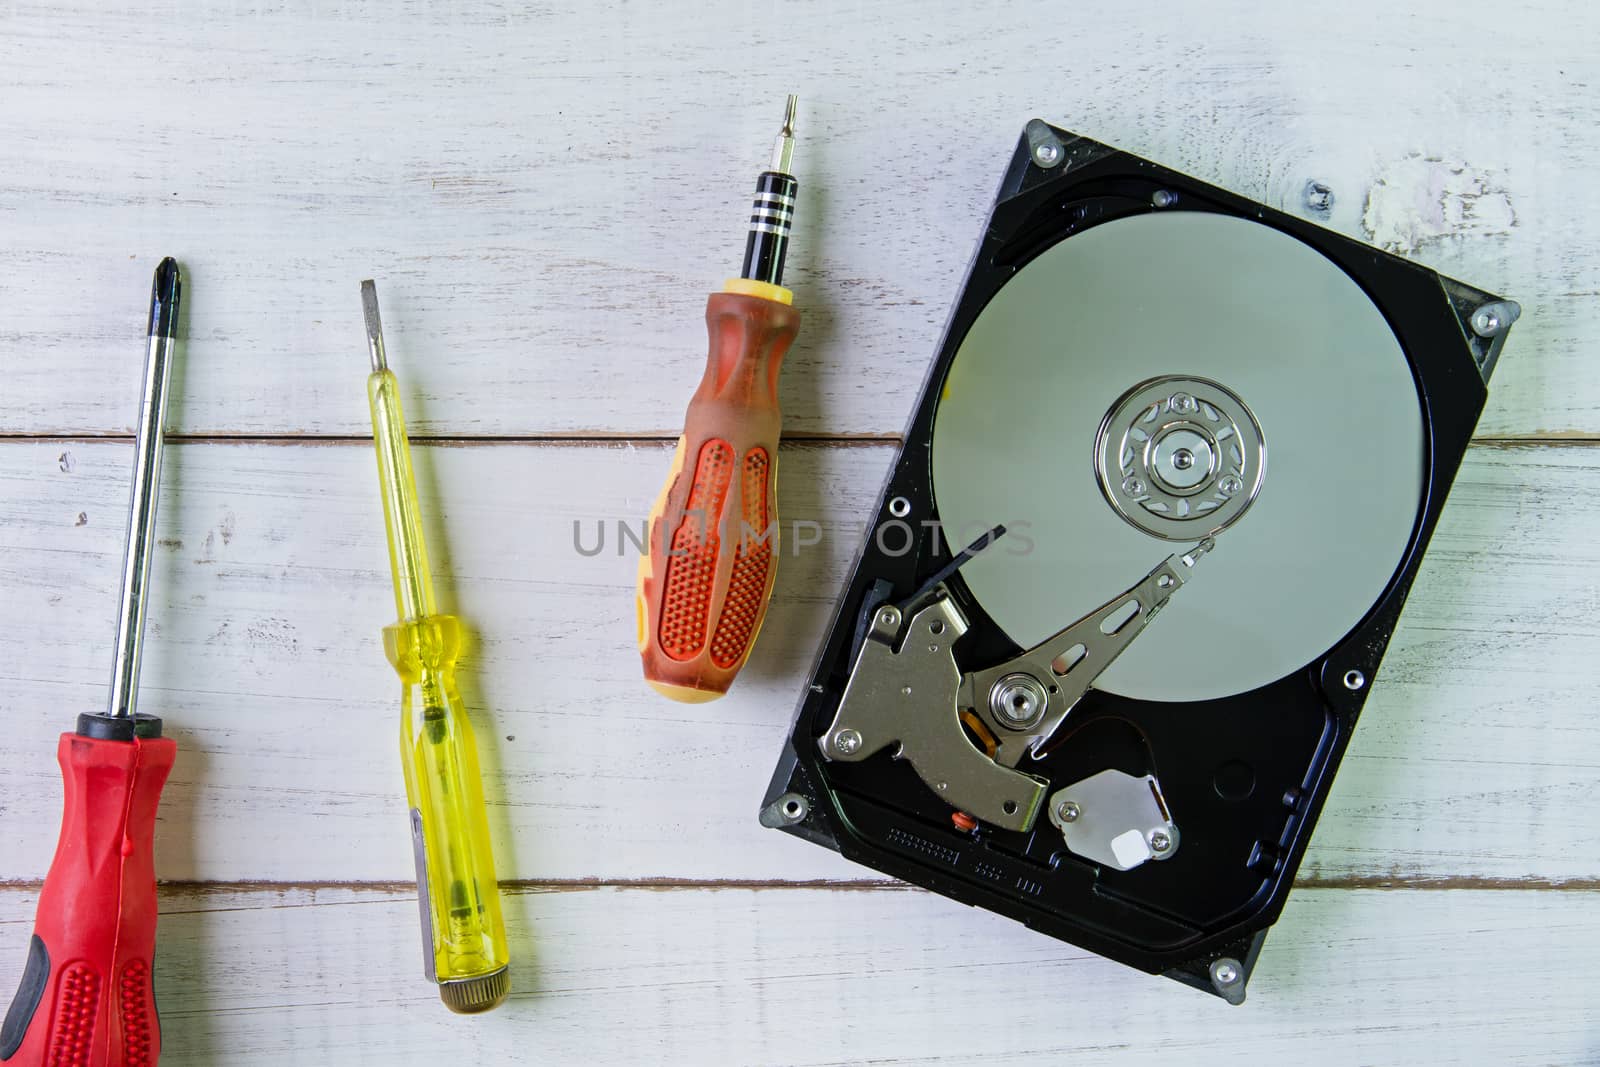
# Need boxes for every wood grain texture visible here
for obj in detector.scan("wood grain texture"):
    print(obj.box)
[2,439,1594,884]
[1,3,1594,1060]
[0,0,1590,439]
[0,884,1593,1066]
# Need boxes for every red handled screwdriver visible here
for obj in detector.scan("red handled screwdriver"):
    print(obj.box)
[1,260,182,1067]
[637,96,803,701]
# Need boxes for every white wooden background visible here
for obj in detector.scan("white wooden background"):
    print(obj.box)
[2,1,1597,1064]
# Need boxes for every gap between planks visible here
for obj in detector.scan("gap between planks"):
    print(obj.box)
[0,875,1595,895]
[0,432,1592,448]
[0,432,899,447]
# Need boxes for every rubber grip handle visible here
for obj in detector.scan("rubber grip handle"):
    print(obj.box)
[638,290,800,701]
[1,733,175,1067]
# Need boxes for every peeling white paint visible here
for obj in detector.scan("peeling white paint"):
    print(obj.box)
[1363,155,1516,253]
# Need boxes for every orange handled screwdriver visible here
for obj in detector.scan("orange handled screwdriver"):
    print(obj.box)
[637,95,803,702]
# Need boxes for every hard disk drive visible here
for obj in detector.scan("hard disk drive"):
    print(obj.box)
[761,121,1519,1001]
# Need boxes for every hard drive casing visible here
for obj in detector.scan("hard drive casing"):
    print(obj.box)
[762,122,1516,1000]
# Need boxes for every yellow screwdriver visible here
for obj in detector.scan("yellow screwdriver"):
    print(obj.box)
[360,280,510,1013]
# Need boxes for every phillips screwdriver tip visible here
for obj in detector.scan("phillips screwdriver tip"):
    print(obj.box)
[148,258,181,340]
[361,279,387,373]
[782,94,797,136]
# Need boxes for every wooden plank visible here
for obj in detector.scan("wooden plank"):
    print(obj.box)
[0,439,1595,883]
[0,884,1591,1065]
[0,0,1588,438]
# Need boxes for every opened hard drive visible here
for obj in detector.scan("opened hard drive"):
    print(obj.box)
[760,121,1519,1002]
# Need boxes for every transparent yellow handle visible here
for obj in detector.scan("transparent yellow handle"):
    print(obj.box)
[386,616,509,1011]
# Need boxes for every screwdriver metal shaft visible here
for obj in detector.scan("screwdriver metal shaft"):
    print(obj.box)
[109,259,181,720]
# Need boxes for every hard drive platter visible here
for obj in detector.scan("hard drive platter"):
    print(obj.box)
[761,121,1519,1002]
[932,210,1425,703]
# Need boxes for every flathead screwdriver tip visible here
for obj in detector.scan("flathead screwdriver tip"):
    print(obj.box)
[148,257,181,340]
[771,95,798,174]
[361,279,387,372]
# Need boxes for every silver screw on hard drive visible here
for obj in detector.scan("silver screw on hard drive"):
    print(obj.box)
[1151,189,1178,208]
[1209,957,1247,1005]
[990,673,1048,730]
[1343,669,1366,691]
[759,792,811,828]
[1024,119,1066,170]
[833,728,863,755]
[1056,800,1081,823]
[1470,300,1521,338]
[1148,829,1173,855]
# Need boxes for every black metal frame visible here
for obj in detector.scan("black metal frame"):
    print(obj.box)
[763,122,1516,1000]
